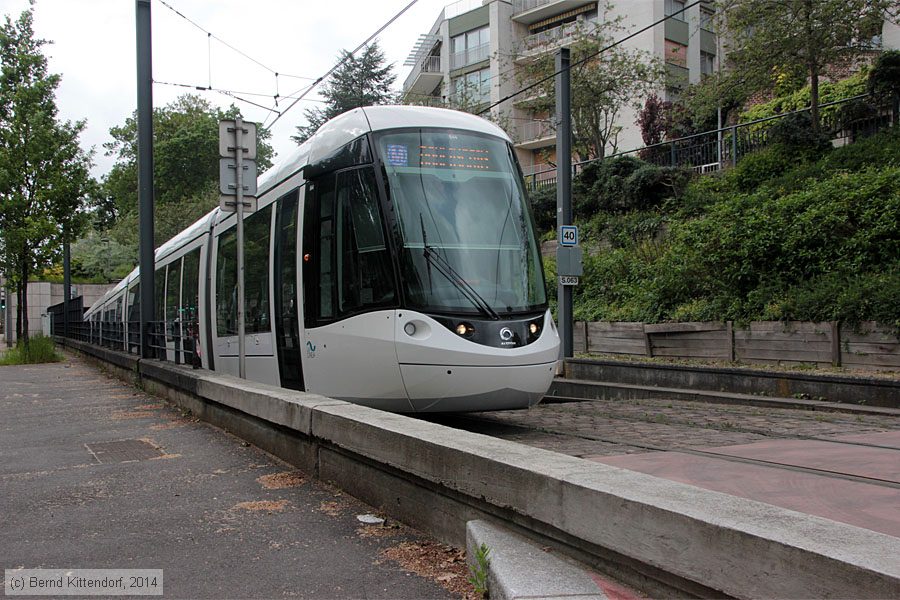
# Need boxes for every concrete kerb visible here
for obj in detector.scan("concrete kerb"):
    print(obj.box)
[57,339,900,599]
[466,519,606,600]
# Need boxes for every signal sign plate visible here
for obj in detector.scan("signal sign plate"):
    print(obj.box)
[219,120,257,159]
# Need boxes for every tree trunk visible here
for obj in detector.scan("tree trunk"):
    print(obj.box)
[20,264,29,346]
[15,285,22,341]
[810,65,820,135]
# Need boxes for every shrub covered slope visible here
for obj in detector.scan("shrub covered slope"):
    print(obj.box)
[539,128,900,326]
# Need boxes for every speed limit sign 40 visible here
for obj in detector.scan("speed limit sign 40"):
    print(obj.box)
[560,225,578,246]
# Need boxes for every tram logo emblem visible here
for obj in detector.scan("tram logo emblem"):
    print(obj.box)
[306,340,316,358]
[499,327,515,346]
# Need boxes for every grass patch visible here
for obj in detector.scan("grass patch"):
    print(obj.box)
[0,335,63,365]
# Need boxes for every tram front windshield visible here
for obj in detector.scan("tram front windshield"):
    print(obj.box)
[377,129,547,317]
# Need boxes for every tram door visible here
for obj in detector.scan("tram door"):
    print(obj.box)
[273,190,305,390]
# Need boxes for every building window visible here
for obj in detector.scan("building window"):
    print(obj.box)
[451,26,490,69]
[700,6,715,30]
[665,40,687,67]
[451,67,491,106]
[701,51,715,76]
[665,0,686,20]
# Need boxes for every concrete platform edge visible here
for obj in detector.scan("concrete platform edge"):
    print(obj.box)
[57,338,900,600]
[466,520,605,600]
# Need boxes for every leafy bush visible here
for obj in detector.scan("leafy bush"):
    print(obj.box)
[868,50,900,100]
[528,185,557,233]
[820,127,900,172]
[574,156,643,214]
[571,163,900,325]
[726,144,798,192]
[0,335,62,365]
[766,112,830,150]
[739,71,869,123]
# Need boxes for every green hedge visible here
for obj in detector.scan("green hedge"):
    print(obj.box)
[567,128,900,327]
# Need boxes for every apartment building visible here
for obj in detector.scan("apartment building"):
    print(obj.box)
[401,0,719,177]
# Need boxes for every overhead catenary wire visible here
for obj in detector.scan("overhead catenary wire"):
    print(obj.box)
[476,0,702,116]
[265,0,419,130]
[156,0,316,82]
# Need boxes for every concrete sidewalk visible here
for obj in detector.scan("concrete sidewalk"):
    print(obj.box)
[0,356,466,598]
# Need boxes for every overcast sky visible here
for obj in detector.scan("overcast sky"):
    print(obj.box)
[0,0,445,179]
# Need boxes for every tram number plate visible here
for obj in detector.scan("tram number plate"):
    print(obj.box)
[559,276,579,286]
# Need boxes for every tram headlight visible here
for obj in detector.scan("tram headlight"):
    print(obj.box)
[404,322,417,336]
[455,322,474,337]
[529,322,539,335]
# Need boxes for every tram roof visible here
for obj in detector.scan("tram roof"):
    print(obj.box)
[87,106,510,315]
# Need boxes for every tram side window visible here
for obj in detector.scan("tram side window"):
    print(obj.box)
[216,206,271,337]
[216,230,237,336]
[318,179,336,321]
[128,283,140,324]
[335,168,395,313]
[166,260,181,323]
[244,205,272,333]
[154,267,166,324]
[181,249,200,324]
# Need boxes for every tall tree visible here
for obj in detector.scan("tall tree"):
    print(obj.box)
[99,94,275,256]
[719,0,897,134]
[514,2,664,161]
[292,42,396,144]
[0,6,93,345]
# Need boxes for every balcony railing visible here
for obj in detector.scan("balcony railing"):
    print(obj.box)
[514,119,555,145]
[420,55,441,74]
[514,20,596,59]
[513,0,554,14]
[451,43,490,69]
[446,0,484,19]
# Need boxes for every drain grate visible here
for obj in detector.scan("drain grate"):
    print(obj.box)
[85,439,162,463]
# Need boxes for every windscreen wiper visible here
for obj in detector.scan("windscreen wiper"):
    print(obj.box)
[419,214,500,321]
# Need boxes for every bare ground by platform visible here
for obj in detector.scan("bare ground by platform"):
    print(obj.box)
[0,354,474,599]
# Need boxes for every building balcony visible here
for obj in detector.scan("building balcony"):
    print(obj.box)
[514,119,556,149]
[512,0,596,25]
[405,55,444,96]
[404,93,448,108]
[451,43,491,70]
[514,19,596,62]
[445,0,485,19]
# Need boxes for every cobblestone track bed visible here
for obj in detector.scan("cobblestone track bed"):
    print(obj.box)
[424,397,900,460]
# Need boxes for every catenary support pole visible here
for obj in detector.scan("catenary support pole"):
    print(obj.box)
[136,0,155,359]
[556,48,573,360]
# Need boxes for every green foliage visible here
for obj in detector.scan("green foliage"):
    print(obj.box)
[570,129,900,325]
[0,335,62,365]
[721,0,891,132]
[868,50,900,100]
[103,95,274,219]
[467,543,491,598]
[574,156,691,216]
[725,144,807,193]
[0,6,94,342]
[293,42,396,144]
[739,71,869,124]
[766,112,831,150]
[527,185,557,233]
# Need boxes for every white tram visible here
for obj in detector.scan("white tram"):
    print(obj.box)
[85,106,560,412]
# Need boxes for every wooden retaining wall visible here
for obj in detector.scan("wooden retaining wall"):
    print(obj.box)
[573,320,900,371]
